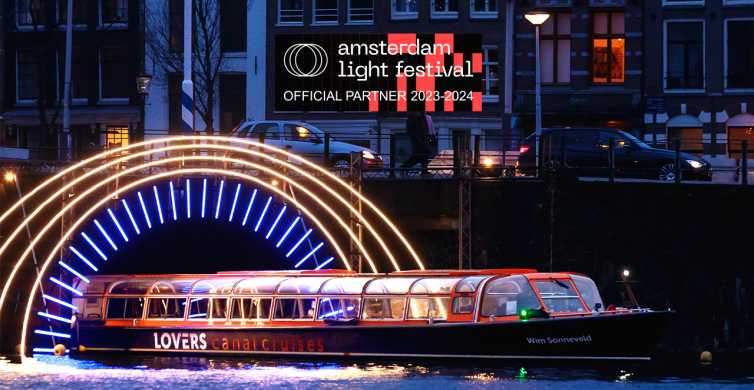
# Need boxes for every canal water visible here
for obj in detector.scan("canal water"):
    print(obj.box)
[1,355,752,389]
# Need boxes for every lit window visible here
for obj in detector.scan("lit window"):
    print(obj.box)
[348,0,373,24]
[541,13,571,85]
[100,0,128,25]
[99,47,130,100]
[17,49,39,101]
[106,127,129,151]
[470,0,497,18]
[667,127,703,155]
[313,0,339,24]
[482,46,499,102]
[592,12,624,84]
[725,20,754,90]
[665,21,704,90]
[278,0,304,25]
[391,0,417,20]
[431,0,458,19]
[728,126,754,158]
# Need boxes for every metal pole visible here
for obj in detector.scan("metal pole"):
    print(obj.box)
[323,133,330,167]
[742,140,748,186]
[389,134,396,179]
[61,0,74,161]
[608,137,615,184]
[534,24,542,172]
[182,0,194,134]
[674,139,681,184]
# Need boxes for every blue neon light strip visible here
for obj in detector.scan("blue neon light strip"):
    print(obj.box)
[320,309,344,318]
[43,294,77,311]
[315,257,335,270]
[93,219,117,251]
[169,181,178,221]
[228,183,241,222]
[214,180,225,219]
[34,329,72,339]
[121,199,141,235]
[277,216,301,248]
[69,246,98,272]
[254,196,272,232]
[49,277,83,296]
[36,311,73,324]
[153,186,164,224]
[286,228,313,258]
[137,192,152,229]
[81,232,107,261]
[241,189,258,226]
[107,209,128,242]
[58,261,90,284]
[186,179,191,219]
[295,242,324,268]
[201,178,207,218]
[266,206,287,239]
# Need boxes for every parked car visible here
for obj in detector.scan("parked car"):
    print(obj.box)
[232,120,383,169]
[516,128,711,181]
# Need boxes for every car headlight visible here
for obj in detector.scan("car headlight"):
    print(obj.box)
[362,151,375,160]
[686,159,704,169]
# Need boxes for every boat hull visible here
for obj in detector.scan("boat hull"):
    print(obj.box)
[75,311,670,361]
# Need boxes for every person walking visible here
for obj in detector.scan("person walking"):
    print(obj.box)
[402,112,432,175]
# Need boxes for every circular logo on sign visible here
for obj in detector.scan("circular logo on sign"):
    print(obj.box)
[283,43,328,78]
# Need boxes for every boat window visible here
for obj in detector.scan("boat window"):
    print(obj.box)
[571,275,604,312]
[106,297,144,319]
[273,298,316,320]
[317,297,360,320]
[276,277,331,295]
[451,296,475,314]
[211,298,229,319]
[319,277,374,294]
[362,297,405,320]
[233,277,287,295]
[455,276,488,293]
[231,298,272,320]
[481,275,541,317]
[109,280,153,295]
[191,278,240,295]
[534,280,586,313]
[147,297,186,319]
[408,297,450,320]
[149,280,194,295]
[410,278,461,294]
[364,278,418,294]
[188,297,209,319]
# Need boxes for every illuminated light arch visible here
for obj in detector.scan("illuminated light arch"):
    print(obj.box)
[19,167,366,358]
[0,136,424,270]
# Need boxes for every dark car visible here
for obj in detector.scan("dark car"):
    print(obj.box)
[516,128,711,181]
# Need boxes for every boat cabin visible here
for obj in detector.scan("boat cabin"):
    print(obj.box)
[72,269,605,327]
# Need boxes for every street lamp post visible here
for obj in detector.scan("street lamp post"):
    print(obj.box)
[525,12,550,174]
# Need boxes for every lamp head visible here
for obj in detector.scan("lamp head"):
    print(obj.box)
[4,171,16,183]
[525,12,550,26]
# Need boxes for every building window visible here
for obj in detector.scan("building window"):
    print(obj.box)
[470,0,497,18]
[664,21,704,91]
[278,0,304,25]
[348,0,373,24]
[431,0,458,19]
[725,19,754,90]
[592,11,624,84]
[16,0,46,27]
[58,0,87,25]
[106,127,129,149]
[541,13,571,85]
[662,0,705,6]
[17,49,39,102]
[482,46,499,103]
[220,74,247,133]
[58,47,88,101]
[221,0,247,52]
[100,0,128,26]
[392,0,417,20]
[168,74,182,134]
[99,47,129,100]
[313,0,339,25]
[169,0,183,52]
[667,127,703,155]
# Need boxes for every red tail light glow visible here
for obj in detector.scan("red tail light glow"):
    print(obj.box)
[519,145,530,154]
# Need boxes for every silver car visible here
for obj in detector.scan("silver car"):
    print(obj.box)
[232,120,383,169]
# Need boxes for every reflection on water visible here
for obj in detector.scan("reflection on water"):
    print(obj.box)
[0,355,753,389]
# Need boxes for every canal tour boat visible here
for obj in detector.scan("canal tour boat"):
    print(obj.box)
[67,269,671,361]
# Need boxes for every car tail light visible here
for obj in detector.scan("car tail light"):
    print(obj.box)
[519,145,530,154]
